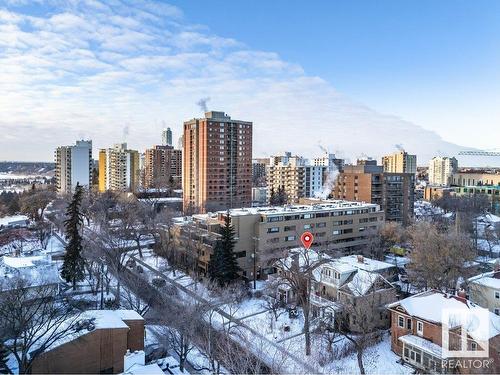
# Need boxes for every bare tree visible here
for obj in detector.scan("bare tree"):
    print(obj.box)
[19,189,55,223]
[0,278,80,374]
[274,247,330,356]
[407,221,476,292]
[336,278,385,375]
[91,228,135,306]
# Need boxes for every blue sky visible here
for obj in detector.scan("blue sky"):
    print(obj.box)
[0,0,499,163]
[170,0,500,146]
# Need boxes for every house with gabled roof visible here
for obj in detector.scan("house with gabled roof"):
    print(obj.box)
[272,249,398,331]
[388,290,500,374]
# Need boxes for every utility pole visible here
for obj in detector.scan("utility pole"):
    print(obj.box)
[100,256,105,309]
[252,237,259,289]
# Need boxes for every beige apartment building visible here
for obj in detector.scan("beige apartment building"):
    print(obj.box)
[173,200,384,279]
[143,145,182,189]
[98,143,140,193]
[183,111,252,213]
[382,150,417,174]
[451,171,500,187]
[267,152,306,203]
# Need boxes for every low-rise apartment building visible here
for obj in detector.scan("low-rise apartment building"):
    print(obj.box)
[173,200,384,279]
[451,172,500,187]
[388,291,500,374]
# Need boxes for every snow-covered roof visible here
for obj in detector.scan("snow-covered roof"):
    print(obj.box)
[0,214,29,227]
[336,255,394,273]
[0,255,60,288]
[343,270,383,296]
[389,291,500,341]
[478,213,500,224]
[123,363,163,375]
[399,334,445,358]
[37,309,144,354]
[2,255,44,268]
[468,272,500,290]
[175,200,381,222]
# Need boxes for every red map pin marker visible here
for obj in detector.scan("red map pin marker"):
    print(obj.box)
[300,231,314,249]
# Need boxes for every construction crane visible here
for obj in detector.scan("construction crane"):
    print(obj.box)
[458,150,500,157]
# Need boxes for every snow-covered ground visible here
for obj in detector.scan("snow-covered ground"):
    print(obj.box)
[128,251,412,374]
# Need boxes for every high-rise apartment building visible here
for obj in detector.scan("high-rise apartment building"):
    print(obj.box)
[143,145,182,188]
[267,152,339,203]
[313,152,344,172]
[333,159,415,225]
[382,150,417,174]
[55,140,93,194]
[252,158,269,186]
[267,152,306,203]
[183,111,252,212]
[428,156,458,186]
[98,143,140,192]
[162,128,173,147]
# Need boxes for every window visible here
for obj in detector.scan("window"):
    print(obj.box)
[304,224,312,229]
[495,309,500,316]
[406,318,412,330]
[285,235,296,242]
[398,316,404,328]
[317,222,326,228]
[267,227,279,233]
[284,225,296,232]
[417,321,423,336]
[495,291,500,299]
[471,342,478,351]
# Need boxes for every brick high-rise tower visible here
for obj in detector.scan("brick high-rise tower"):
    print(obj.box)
[183,111,252,212]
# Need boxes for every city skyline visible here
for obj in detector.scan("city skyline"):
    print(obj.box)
[1,1,499,164]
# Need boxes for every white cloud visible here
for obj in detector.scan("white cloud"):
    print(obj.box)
[0,0,464,163]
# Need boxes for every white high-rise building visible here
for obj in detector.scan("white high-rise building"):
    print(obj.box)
[55,140,93,194]
[428,156,458,186]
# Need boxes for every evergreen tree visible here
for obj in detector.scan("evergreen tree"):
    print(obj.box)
[269,187,276,205]
[61,183,85,289]
[207,242,226,286]
[277,186,287,205]
[207,213,241,286]
[0,342,8,374]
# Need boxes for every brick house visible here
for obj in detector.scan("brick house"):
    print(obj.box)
[388,290,500,374]
[30,310,144,374]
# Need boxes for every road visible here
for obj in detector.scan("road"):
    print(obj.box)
[131,255,318,374]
